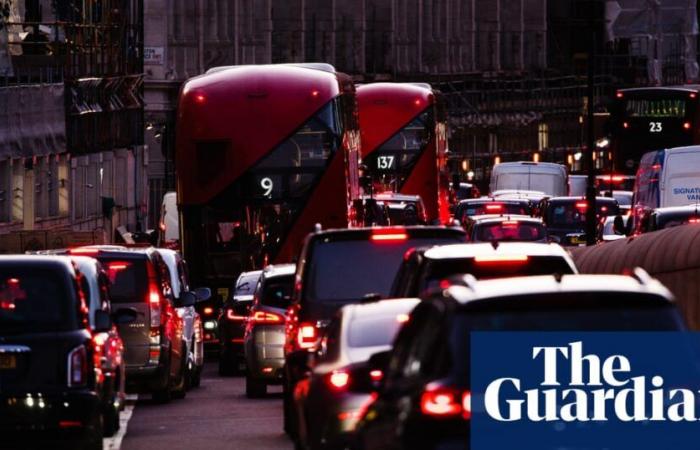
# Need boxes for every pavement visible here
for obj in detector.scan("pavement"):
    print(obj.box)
[110,364,292,450]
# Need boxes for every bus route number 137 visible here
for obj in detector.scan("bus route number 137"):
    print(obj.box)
[377,155,396,170]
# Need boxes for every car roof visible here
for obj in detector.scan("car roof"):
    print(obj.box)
[654,205,700,215]
[69,255,100,275]
[445,273,673,305]
[458,197,529,205]
[0,254,77,273]
[262,263,296,279]
[373,193,422,202]
[341,298,421,322]
[546,196,619,203]
[309,225,465,240]
[423,242,571,260]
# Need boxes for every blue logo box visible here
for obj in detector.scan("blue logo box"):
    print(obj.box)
[471,332,700,450]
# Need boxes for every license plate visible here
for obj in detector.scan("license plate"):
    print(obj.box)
[0,354,16,370]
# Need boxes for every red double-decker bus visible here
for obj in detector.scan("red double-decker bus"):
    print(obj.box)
[356,82,451,224]
[175,64,362,291]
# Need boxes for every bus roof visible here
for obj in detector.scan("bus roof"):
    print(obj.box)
[176,64,347,205]
[356,82,436,157]
[618,85,700,94]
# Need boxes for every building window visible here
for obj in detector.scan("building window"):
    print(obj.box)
[538,123,549,151]
[0,159,9,222]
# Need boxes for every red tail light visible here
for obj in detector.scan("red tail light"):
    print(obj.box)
[485,203,504,212]
[327,370,350,390]
[250,310,284,324]
[203,307,214,315]
[297,322,318,349]
[689,218,700,224]
[226,309,247,321]
[369,369,383,382]
[623,121,629,129]
[575,201,588,210]
[684,121,692,130]
[68,345,88,387]
[69,247,100,255]
[420,387,471,419]
[371,228,408,242]
[146,263,163,345]
[474,255,529,264]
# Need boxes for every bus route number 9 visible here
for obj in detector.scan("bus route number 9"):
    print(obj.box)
[260,177,274,197]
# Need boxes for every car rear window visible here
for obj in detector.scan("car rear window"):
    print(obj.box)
[307,235,463,303]
[547,201,619,227]
[422,256,574,292]
[99,258,148,304]
[474,221,545,242]
[260,275,294,309]
[0,269,77,333]
[347,314,406,348]
[460,202,529,219]
[449,294,684,379]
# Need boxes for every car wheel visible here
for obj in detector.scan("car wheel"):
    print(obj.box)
[185,349,195,390]
[171,344,188,400]
[245,375,267,398]
[102,401,120,437]
[283,378,296,437]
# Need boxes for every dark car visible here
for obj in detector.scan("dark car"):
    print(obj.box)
[453,198,532,224]
[357,272,686,450]
[390,242,578,298]
[244,264,295,397]
[219,270,263,375]
[463,215,547,243]
[637,205,700,234]
[282,226,466,438]
[65,246,194,403]
[538,196,620,245]
[294,298,420,450]
[0,255,136,449]
[374,193,428,226]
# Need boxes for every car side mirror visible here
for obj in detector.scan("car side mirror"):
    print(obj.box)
[94,309,113,332]
[112,307,138,325]
[194,287,212,302]
[175,291,197,308]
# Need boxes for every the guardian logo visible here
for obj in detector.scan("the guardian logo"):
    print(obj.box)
[484,341,698,423]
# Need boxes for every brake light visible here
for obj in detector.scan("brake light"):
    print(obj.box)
[689,218,700,224]
[485,204,503,212]
[226,309,247,321]
[68,345,88,387]
[611,175,625,182]
[623,122,629,129]
[371,228,408,242]
[203,307,214,315]
[501,220,519,226]
[420,387,471,419]
[107,263,129,271]
[370,370,383,382]
[250,310,284,324]
[69,247,99,255]
[575,201,588,210]
[297,323,318,349]
[474,255,529,263]
[684,121,691,130]
[616,91,623,98]
[328,370,350,390]
[146,263,162,330]
[396,313,410,323]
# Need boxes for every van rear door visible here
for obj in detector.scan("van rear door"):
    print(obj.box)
[663,150,700,207]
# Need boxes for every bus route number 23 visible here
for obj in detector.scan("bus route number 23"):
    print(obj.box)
[649,122,663,133]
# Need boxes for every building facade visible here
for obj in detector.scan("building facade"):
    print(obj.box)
[0,0,144,251]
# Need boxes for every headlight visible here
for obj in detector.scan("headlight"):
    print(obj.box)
[204,321,217,330]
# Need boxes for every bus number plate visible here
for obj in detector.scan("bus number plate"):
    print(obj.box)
[376,156,395,170]
[649,122,663,133]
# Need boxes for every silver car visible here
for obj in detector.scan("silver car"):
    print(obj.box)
[159,249,210,389]
[244,264,295,398]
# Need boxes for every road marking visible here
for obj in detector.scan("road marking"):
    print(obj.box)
[104,395,137,450]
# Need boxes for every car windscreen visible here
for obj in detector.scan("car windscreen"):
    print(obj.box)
[474,221,545,242]
[421,256,574,293]
[386,204,422,225]
[0,269,77,333]
[449,295,683,380]
[307,236,463,303]
[261,275,294,309]
[348,314,407,348]
[99,258,148,304]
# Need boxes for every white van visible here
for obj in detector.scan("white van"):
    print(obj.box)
[634,146,700,213]
[568,175,588,197]
[489,162,568,197]
[159,191,180,246]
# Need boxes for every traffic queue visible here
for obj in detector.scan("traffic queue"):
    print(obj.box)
[4,61,700,450]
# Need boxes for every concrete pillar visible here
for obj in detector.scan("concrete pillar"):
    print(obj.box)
[22,162,34,230]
